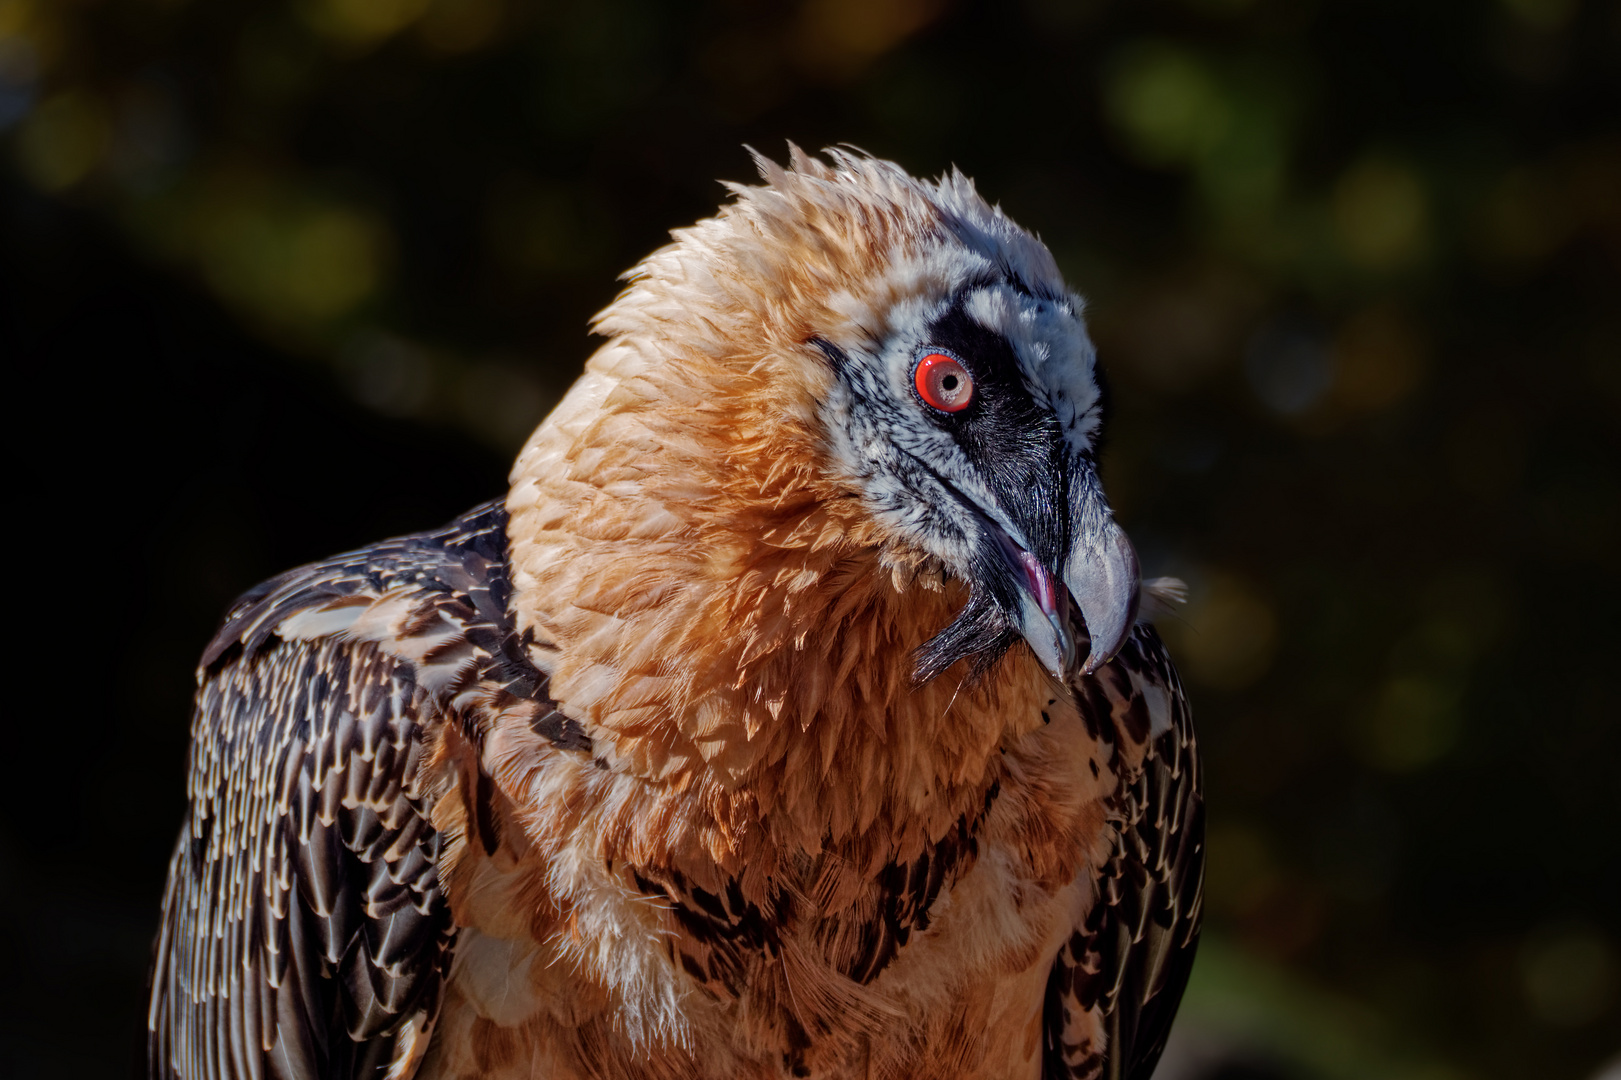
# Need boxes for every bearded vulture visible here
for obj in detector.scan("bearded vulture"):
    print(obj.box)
[148,147,1203,1080]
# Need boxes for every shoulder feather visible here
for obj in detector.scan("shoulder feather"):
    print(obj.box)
[148,501,583,1080]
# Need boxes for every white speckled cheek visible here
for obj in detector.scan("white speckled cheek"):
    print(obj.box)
[816,377,870,486]
[812,340,985,571]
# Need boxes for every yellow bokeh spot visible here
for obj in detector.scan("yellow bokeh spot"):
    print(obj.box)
[419,0,502,54]
[1333,157,1429,269]
[191,184,388,331]
[306,0,431,45]
[793,0,945,80]
[0,0,64,76]
[15,91,109,191]
[1521,924,1618,1027]
[1161,573,1278,690]
[1104,43,1229,168]
[283,209,384,320]
[0,0,35,38]
[1500,0,1578,30]
[1360,674,1462,771]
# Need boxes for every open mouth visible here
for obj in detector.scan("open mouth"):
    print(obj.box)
[984,517,1076,677]
[904,450,1140,681]
[989,524,1064,621]
[905,452,1080,678]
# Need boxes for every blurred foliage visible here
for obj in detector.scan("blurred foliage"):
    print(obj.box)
[1,0,1617,1077]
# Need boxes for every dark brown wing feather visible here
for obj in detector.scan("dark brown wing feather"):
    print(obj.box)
[146,501,574,1080]
[147,632,450,1080]
[1044,624,1205,1080]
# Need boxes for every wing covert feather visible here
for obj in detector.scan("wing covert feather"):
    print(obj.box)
[1044,624,1205,1080]
[147,500,572,1080]
[148,631,453,1080]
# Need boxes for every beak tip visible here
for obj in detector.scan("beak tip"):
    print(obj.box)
[1027,621,1073,680]
[1064,522,1141,680]
[1075,628,1125,678]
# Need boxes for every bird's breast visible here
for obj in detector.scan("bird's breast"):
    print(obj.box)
[421,678,1122,1080]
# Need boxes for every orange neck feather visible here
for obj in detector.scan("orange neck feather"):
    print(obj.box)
[507,342,1053,874]
[504,161,1057,872]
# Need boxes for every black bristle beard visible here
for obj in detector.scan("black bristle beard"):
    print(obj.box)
[912,587,1018,686]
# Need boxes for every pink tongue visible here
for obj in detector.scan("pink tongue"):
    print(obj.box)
[1018,551,1059,615]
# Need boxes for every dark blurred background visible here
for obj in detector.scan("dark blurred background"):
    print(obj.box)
[2,0,1617,1077]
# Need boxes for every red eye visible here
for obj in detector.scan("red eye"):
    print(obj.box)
[914,352,974,412]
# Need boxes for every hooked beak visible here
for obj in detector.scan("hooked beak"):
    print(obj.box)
[985,467,1141,677]
[997,459,1140,679]
[997,522,1138,679]
[1063,516,1139,675]
[1062,461,1140,676]
[990,529,1076,679]
[909,449,1139,685]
